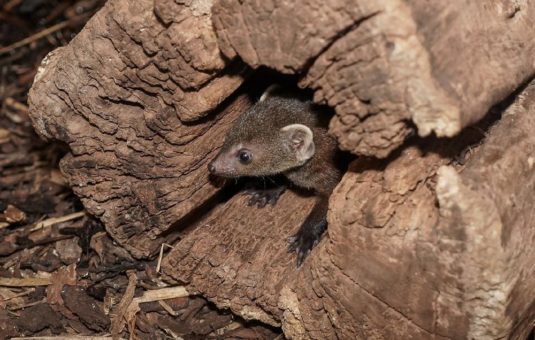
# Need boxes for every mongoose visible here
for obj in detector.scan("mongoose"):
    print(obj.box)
[208,86,345,267]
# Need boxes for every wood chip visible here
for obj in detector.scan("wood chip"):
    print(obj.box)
[46,264,77,305]
[0,128,10,143]
[4,204,26,224]
[4,97,29,113]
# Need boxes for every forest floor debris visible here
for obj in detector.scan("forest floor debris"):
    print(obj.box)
[0,1,281,339]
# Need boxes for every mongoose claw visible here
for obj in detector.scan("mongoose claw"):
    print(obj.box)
[243,186,286,208]
[287,221,326,267]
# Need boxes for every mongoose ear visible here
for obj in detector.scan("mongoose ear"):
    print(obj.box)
[280,124,315,162]
[259,84,280,102]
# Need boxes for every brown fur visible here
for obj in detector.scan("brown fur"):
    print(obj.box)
[210,93,343,195]
[208,89,346,266]
[284,126,342,196]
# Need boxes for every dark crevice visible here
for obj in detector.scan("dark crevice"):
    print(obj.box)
[161,71,345,243]
[157,176,246,249]
[437,73,535,164]
[103,96,146,110]
[493,72,535,113]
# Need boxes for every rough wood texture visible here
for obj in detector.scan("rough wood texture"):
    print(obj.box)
[163,190,317,327]
[28,0,249,257]
[27,0,535,338]
[164,82,535,339]
[213,0,535,158]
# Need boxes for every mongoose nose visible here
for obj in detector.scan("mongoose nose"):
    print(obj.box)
[208,162,216,173]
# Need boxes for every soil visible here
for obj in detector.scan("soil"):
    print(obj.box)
[0,1,281,339]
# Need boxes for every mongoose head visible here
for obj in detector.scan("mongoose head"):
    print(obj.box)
[208,123,315,178]
[208,91,316,178]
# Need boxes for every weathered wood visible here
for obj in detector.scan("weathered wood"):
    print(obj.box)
[27,0,535,338]
[213,0,535,158]
[164,82,535,339]
[163,190,317,327]
[28,0,249,257]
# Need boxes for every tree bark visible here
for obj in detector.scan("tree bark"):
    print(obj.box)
[28,0,249,257]
[27,0,535,338]
[213,0,535,157]
[164,82,535,339]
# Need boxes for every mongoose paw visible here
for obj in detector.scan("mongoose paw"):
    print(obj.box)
[288,222,325,267]
[243,186,286,208]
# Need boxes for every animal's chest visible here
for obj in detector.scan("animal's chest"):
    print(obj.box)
[284,161,319,192]
[285,171,313,191]
[283,153,341,195]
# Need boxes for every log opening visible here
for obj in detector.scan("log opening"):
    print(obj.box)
[26,0,535,338]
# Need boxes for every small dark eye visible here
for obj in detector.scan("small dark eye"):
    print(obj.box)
[238,149,252,164]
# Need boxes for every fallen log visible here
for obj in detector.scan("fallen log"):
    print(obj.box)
[27,0,535,338]
[164,81,535,339]
[28,0,249,257]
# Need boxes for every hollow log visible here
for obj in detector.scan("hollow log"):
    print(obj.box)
[27,0,535,338]
[163,83,535,339]
[213,0,535,157]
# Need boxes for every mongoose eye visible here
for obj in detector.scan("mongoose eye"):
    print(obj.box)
[238,149,252,164]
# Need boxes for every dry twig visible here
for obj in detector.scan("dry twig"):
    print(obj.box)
[156,243,174,273]
[131,286,190,304]
[12,337,126,340]
[30,211,86,231]
[0,277,51,287]
[0,15,89,55]
[110,271,137,338]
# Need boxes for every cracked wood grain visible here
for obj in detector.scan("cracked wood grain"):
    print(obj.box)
[28,0,250,257]
[27,0,535,338]
[213,0,535,158]
[163,81,535,338]
[163,190,317,326]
